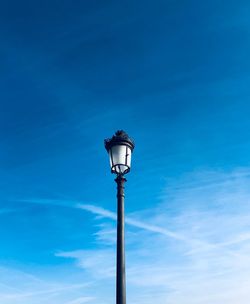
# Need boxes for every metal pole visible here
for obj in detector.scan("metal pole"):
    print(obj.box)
[115,175,126,304]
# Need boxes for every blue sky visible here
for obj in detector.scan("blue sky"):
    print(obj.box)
[1,0,250,303]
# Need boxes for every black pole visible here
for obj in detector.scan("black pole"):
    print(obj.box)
[115,174,126,304]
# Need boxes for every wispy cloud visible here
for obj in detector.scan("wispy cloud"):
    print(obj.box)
[18,198,190,242]
[77,203,187,241]
[57,169,250,304]
[77,204,117,220]
[66,297,95,304]
[0,266,93,304]
[12,169,250,303]
[56,249,115,279]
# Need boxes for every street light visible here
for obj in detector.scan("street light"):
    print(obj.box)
[104,130,135,304]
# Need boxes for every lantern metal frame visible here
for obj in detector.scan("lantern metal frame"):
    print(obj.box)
[104,130,135,175]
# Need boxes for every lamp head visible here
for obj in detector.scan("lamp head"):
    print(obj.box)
[104,130,135,175]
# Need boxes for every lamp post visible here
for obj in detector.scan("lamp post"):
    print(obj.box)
[104,130,135,304]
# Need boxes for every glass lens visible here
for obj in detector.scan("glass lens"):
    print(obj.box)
[126,147,132,168]
[111,145,127,166]
[109,144,132,174]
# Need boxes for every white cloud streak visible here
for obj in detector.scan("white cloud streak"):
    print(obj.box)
[65,296,95,304]
[77,203,187,241]
[60,169,250,304]
[0,266,93,304]
[11,169,250,303]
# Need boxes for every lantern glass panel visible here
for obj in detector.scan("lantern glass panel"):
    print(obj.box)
[126,146,132,168]
[109,144,132,174]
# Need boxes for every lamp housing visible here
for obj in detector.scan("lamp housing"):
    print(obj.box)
[104,130,135,175]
